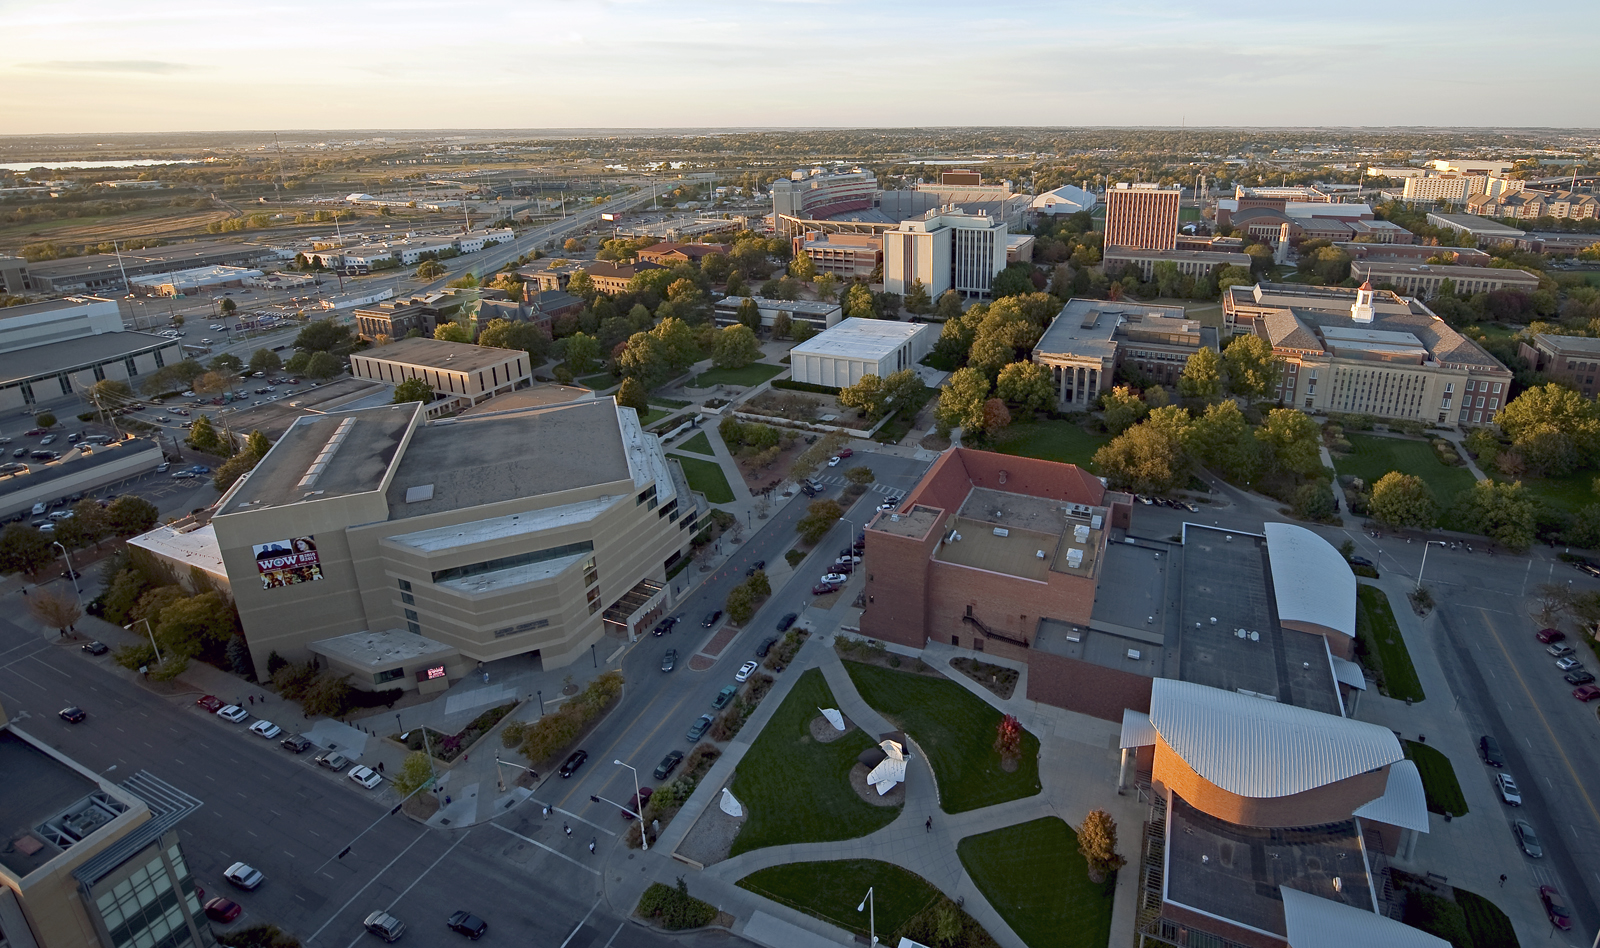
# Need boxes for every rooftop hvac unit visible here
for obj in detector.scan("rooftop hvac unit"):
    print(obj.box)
[1091,514,1103,529]
[1066,548,1084,568]
[993,527,1009,537]
[1073,524,1090,543]
[1236,629,1247,639]
[1036,550,1046,559]
[1226,535,1233,542]
[1126,649,1142,661]
[891,514,901,522]
[1065,629,1082,642]
[1250,631,1260,642]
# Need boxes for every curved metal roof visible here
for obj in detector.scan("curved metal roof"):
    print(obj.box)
[1149,679,1402,798]
[1281,886,1449,948]
[1121,709,1158,749]
[1263,522,1356,638]
[1353,760,1430,832]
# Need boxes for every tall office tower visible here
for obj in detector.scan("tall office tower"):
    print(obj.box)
[1105,183,1181,250]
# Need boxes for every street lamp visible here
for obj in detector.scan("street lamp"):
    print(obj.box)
[124,618,160,664]
[857,887,876,947]
[51,541,80,602]
[614,759,648,850]
[1417,539,1446,591]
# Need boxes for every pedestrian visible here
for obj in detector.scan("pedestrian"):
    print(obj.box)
[543,805,551,818]
[445,795,451,805]
[377,761,384,773]
[925,816,932,833]
[248,695,254,706]
[1499,874,1506,887]
[564,822,572,837]
[588,837,596,854]
[463,753,469,763]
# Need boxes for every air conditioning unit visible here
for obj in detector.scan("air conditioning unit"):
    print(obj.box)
[993,527,1009,537]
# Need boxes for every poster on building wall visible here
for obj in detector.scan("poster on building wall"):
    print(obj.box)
[253,536,323,589]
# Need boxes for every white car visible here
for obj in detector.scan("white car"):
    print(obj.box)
[216,705,249,723]
[210,324,223,331]
[249,720,282,740]
[821,572,849,585]
[1495,772,1522,806]
[223,862,264,890]
[827,456,842,467]
[348,765,384,789]
[736,661,759,682]
[878,499,901,511]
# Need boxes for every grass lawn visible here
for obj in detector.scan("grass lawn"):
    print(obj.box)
[1334,433,1478,521]
[637,407,671,426]
[691,362,786,388]
[578,372,617,391]
[843,661,1041,813]
[1505,467,1596,517]
[669,455,735,503]
[729,669,899,856]
[1454,888,1520,948]
[873,386,937,444]
[1405,740,1469,817]
[652,396,691,409]
[959,817,1115,948]
[676,431,715,456]
[737,861,940,939]
[1355,585,1426,702]
[992,419,1109,469]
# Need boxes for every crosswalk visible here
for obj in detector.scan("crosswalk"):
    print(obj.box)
[812,475,899,496]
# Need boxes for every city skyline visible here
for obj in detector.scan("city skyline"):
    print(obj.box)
[3,0,1599,134]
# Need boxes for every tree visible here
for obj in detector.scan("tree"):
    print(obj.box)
[1254,408,1323,477]
[792,321,817,344]
[186,414,228,454]
[209,352,243,372]
[1369,472,1437,530]
[995,361,1054,413]
[904,279,933,316]
[563,332,601,375]
[844,282,876,318]
[935,367,991,433]
[1223,334,1280,403]
[845,466,875,486]
[155,591,239,660]
[934,289,964,322]
[300,671,354,718]
[1093,411,1192,495]
[106,495,159,537]
[1100,386,1149,436]
[711,324,761,369]
[219,298,237,317]
[390,751,435,799]
[770,310,792,340]
[87,379,135,414]
[478,318,551,363]
[433,321,472,343]
[1077,809,1126,883]
[982,398,1012,437]
[392,377,434,405]
[797,499,844,545]
[1452,480,1535,551]
[415,260,446,280]
[725,583,756,624]
[193,371,231,396]
[990,263,1035,299]
[839,374,888,420]
[567,271,597,300]
[294,320,353,354]
[213,451,257,491]
[994,713,1023,764]
[788,251,816,282]
[1178,347,1223,400]
[0,523,53,576]
[1495,383,1600,475]
[1189,400,1260,483]
[616,377,649,414]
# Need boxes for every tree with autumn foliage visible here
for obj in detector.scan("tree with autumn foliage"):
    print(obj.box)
[1077,808,1126,883]
[994,713,1023,766]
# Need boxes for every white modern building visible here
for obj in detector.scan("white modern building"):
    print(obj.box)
[1031,185,1098,215]
[882,206,1009,299]
[788,317,936,388]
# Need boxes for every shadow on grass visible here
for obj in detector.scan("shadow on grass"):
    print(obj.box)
[959,817,1115,948]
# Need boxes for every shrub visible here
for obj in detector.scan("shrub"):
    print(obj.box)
[636,879,718,930]
[515,671,623,763]
[217,924,302,948]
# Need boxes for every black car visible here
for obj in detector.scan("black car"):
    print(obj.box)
[702,610,723,628]
[559,749,589,777]
[776,612,798,632]
[756,636,779,657]
[652,616,679,636]
[1481,735,1505,767]
[81,640,109,655]
[280,734,313,753]
[59,706,86,723]
[447,911,488,939]
[662,648,678,672]
[1565,670,1596,685]
[653,750,684,780]
[746,560,767,577]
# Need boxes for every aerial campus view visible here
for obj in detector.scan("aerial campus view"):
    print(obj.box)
[1,4,1599,948]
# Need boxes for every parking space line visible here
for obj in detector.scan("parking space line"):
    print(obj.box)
[559,895,605,948]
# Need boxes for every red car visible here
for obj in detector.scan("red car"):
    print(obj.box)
[25,428,45,436]
[623,787,654,820]
[196,695,224,712]
[1573,684,1600,701]
[203,897,242,923]
[811,582,838,595]
[1539,885,1571,931]
[836,447,853,458]
[1536,628,1565,644]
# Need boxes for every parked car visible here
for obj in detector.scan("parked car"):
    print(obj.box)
[713,685,738,710]
[776,612,798,632]
[204,897,243,923]
[59,706,86,723]
[1548,643,1575,657]
[661,648,678,672]
[745,560,766,576]
[223,862,264,890]
[196,694,224,712]
[1535,627,1565,644]
[446,911,488,939]
[281,734,313,753]
[827,456,842,467]
[216,705,249,723]
[363,909,406,943]
[736,661,759,682]
[1513,819,1543,858]
[878,499,899,511]
[1539,886,1573,931]
[1566,670,1596,685]
[315,750,351,771]
[1556,656,1583,671]
[653,750,685,780]
[652,616,679,636]
[686,713,715,743]
[836,447,853,459]
[1480,735,1505,767]
[812,582,839,595]
[821,572,848,585]
[1494,773,1522,806]
[756,636,779,657]
[249,720,283,740]
[623,787,653,820]
[701,610,722,627]
[81,640,109,655]
[348,765,384,789]
[156,462,170,473]
[1573,684,1600,701]
[558,749,589,777]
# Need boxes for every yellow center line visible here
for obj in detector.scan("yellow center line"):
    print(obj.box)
[546,681,700,812]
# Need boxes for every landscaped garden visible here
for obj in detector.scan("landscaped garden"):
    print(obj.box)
[1404,740,1468,817]
[843,661,1041,813]
[990,418,1108,469]
[690,362,786,389]
[728,668,900,856]
[676,431,716,456]
[1334,433,1477,522]
[1354,585,1426,702]
[958,817,1116,948]
[670,454,735,503]
[738,860,996,947]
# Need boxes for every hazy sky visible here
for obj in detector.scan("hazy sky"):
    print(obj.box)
[3,0,1598,134]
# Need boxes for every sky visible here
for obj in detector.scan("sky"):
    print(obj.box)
[2,0,1598,134]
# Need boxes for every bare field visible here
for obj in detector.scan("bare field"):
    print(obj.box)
[0,205,236,252]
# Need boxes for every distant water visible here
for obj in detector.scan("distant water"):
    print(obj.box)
[0,159,202,171]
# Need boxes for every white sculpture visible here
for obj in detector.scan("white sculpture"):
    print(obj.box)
[820,708,845,732]
[719,787,744,817]
[867,740,907,796]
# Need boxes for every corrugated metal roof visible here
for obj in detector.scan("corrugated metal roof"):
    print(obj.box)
[1264,522,1356,638]
[1281,886,1449,948]
[1149,679,1402,798]
[1353,760,1430,832]
[1121,709,1158,748]
[1331,656,1368,691]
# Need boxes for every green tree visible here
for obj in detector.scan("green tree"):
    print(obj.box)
[389,751,435,798]
[186,414,228,454]
[796,499,844,545]
[219,298,237,317]
[788,251,816,282]
[770,310,792,340]
[1094,408,1193,494]
[1216,264,1254,294]
[303,351,342,379]
[1452,479,1535,551]
[934,289,964,322]
[1369,472,1437,530]
[155,591,239,660]
[392,377,434,405]
[1100,385,1149,435]
[0,523,53,576]
[1495,383,1600,475]
[433,321,472,343]
[838,374,888,420]
[477,317,551,363]
[845,466,875,486]
[208,353,243,372]
[725,583,756,624]
[791,321,816,344]
[567,271,597,301]
[1178,347,1223,400]
[615,377,649,414]
[1222,334,1281,403]
[989,263,1035,298]
[996,361,1054,413]
[213,451,258,491]
[618,332,669,388]
[415,260,446,280]
[904,279,933,315]
[563,332,601,375]
[1189,400,1260,483]
[294,320,353,354]
[106,495,159,537]
[248,348,282,373]
[1254,408,1324,477]
[844,282,876,318]
[87,379,135,413]
[935,367,991,432]
[736,298,762,333]
[711,324,761,369]
[300,671,354,718]
[881,368,927,418]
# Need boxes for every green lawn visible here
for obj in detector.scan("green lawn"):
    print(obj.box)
[1405,740,1469,817]
[1355,585,1426,702]
[676,431,716,456]
[729,669,900,856]
[872,386,937,445]
[690,362,786,388]
[669,454,735,503]
[1334,433,1478,520]
[1454,888,1520,948]
[652,396,691,409]
[991,419,1109,469]
[958,817,1115,948]
[1506,467,1596,517]
[578,372,617,391]
[637,407,670,426]
[737,861,940,939]
[843,661,1041,813]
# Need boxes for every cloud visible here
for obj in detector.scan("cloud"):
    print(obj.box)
[22,60,194,75]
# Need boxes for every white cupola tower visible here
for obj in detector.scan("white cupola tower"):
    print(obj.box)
[1351,281,1375,324]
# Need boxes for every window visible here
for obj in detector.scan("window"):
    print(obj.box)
[400,592,414,605]
[431,540,595,584]
[374,668,405,684]
[407,620,421,634]
[404,609,418,622]
[586,587,600,605]
[1492,382,1502,394]
[398,579,412,592]
[583,556,598,587]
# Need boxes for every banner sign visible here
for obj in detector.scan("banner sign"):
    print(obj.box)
[253,536,323,589]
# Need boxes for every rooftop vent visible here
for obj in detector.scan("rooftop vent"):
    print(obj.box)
[405,485,435,504]
[993,527,1009,537]
[296,416,356,491]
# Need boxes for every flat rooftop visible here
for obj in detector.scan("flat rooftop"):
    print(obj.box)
[1036,618,1163,677]
[1534,332,1600,354]
[356,337,526,373]
[869,503,942,540]
[790,317,929,361]
[929,487,1102,581]
[224,404,417,511]
[0,438,159,496]
[216,378,389,441]
[1427,213,1525,235]
[1165,795,1374,938]
[310,628,456,669]
[1176,526,1341,715]
[0,729,107,878]
[1035,299,1188,361]
[459,385,596,415]
[127,522,226,579]
[1090,537,1174,644]
[716,296,840,316]
[0,331,175,385]
[1354,261,1539,281]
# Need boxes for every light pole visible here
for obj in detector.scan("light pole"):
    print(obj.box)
[1417,539,1445,591]
[857,887,876,947]
[51,541,80,602]
[125,618,160,664]
[614,759,648,850]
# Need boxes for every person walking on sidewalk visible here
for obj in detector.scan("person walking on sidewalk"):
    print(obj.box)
[588,837,596,854]
[564,822,572,837]
[925,816,932,833]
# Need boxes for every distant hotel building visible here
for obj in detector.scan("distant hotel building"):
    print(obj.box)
[1104,183,1181,251]
[792,232,883,280]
